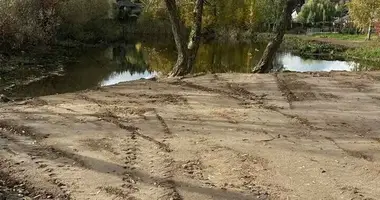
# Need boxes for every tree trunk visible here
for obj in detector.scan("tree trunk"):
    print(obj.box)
[165,0,205,77]
[164,0,188,76]
[367,21,372,41]
[253,0,302,73]
[185,0,205,73]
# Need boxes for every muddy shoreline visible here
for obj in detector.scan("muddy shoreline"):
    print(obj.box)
[0,43,96,98]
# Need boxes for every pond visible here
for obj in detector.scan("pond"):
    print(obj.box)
[6,40,379,97]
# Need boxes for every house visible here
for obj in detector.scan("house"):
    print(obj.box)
[115,0,143,21]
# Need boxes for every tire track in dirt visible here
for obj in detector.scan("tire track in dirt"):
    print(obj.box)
[118,131,140,198]
[131,137,182,200]
[155,109,172,136]
[274,73,296,109]
[0,129,72,199]
[1,125,142,199]
[78,94,172,152]
[170,79,266,107]
[170,81,241,101]
[77,94,181,198]
[209,75,319,132]
[78,95,182,199]
[0,158,68,200]
[190,144,270,199]
[325,137,374,162]
[97,112,172,153]
[3,98,140,199]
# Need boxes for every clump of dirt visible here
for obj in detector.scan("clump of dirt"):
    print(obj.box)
[179,160,205,180]
[100,186,135,199]
[319,92,341,100]
[0,171,33,200]
[146,94,188,105]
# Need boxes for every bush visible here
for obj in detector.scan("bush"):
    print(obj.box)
[0,0,59,48]
[346,47,380,62]
[0,0,123,47]
[57,0,111,24]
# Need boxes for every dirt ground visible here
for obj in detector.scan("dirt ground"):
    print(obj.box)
[1,72,380,200]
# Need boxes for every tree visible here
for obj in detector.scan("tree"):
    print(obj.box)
[253,0,305,73]
[348,0,380,40]
[296,0,337,25]
[164,0,205,77]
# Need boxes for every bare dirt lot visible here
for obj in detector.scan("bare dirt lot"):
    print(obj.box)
[1,72,380,200]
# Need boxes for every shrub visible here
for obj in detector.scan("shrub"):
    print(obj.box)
[0,0,59,48]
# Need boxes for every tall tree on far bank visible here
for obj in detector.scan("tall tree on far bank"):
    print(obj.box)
[348,0,380,40]
[253,0,305,73]
[296,0,337,25]
[164,0,205,77]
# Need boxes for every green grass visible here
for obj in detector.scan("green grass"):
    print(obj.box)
[282,35,348,55]
[312,33,372,41]
[254,33,380,62]
[346,47,380,62]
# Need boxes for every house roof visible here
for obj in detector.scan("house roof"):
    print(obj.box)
[334,15,350,24]
[117,0,136,7]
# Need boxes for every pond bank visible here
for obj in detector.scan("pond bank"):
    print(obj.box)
[2,34,380,99]
[254,33,380,62]
[1,72,380,200]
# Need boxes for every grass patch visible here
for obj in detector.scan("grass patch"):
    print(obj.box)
[254,33,380,62]
[312,33,370,41]
[284,37,347,55]
[346,47,380,62]
[253,33,347,56]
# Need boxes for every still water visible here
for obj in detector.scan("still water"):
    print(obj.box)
[8,41,379,97]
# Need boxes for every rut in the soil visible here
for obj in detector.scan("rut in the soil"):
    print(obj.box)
[77,93,183,198]
[79,94,173,152]
[0,132,71,199]
[325,137,374,162]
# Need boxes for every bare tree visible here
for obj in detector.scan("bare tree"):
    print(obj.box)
[164,0,205,77]
[253,0,305,73]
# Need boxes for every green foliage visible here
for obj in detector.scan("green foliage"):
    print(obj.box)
[312,33,369,40]
[283,36,347,55]
[139,0,284,34]
[57,0,111,24]
[346,47,380,62]
[348,0,380,30]
[0,0,59,48]
[296,0,338,24]
[0,0,124,47]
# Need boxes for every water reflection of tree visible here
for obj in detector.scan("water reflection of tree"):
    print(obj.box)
[145,41,267,74]
[112,42,149,73]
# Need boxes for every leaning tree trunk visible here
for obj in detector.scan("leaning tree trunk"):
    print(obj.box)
[253,0,302,73]
[164,0,189,77]
[165,0,205,77]
[185,0,205,72]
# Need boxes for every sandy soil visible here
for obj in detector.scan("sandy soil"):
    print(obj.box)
[0,72,380,200]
